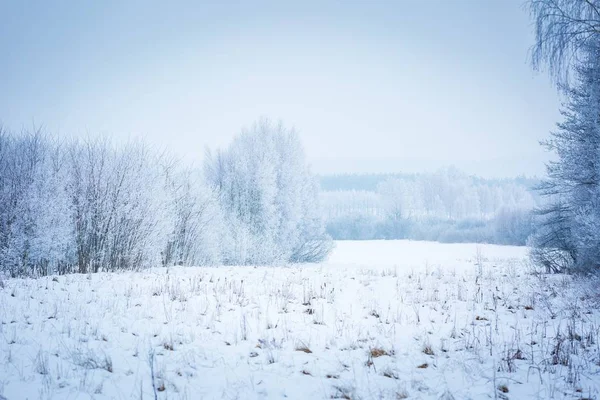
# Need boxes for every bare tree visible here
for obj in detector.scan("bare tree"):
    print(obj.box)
[529,0,600,83]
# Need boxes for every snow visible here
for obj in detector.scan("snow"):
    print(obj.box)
[328,240,526,269]
[1,240,599,399]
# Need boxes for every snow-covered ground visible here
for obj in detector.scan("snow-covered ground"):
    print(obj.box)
[1,240,599,399]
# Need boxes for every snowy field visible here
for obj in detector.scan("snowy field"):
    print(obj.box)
[1,240,599,400]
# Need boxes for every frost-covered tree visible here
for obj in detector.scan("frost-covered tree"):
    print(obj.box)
[163,166,223,266]
[67,139,171,273]
[0,120,333,277]
[530,0,600,84]
[377,179,419,238]
[377,179,420,220]
[494,207,535,246]
[321,170,538,243]
[205,119,332,264]
[0,130,74,276]
[26,138,74,275]
[531,38,600,273]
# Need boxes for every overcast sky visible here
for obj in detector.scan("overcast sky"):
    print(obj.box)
[1,0,560,177]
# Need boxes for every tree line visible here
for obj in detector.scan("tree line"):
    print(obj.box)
[0,119,332,277]
[321,168,537,245]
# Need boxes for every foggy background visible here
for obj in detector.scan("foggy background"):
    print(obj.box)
[1,0,559,177]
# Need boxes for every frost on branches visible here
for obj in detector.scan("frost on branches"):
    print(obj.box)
[204,119,333,265]
[531,38,600,273]
[0,120,332,277]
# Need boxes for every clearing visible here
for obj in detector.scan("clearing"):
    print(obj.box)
[1,240,599,399]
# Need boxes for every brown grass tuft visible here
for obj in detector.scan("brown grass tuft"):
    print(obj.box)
[296,345,312,354]
[370,347,389,358]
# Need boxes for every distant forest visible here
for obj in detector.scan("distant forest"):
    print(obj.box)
[320,171,540,193]
[318,168,540,245]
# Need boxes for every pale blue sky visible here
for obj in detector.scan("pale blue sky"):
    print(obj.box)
[0,0,559,177]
